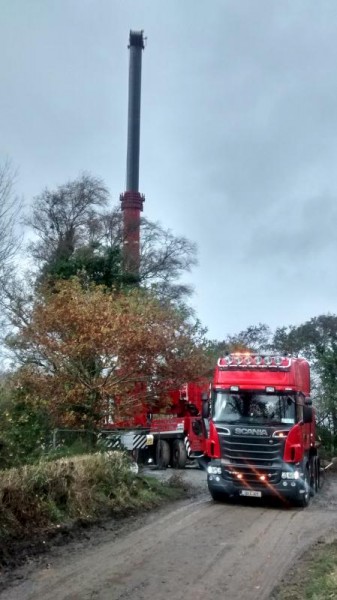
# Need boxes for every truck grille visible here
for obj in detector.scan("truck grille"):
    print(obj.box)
[218,429,285,485]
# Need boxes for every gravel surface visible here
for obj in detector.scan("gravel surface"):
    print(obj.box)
[142,463,209,491]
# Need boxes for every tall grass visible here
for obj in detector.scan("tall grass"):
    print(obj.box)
[272,540,337,599]
[0,452,184,541]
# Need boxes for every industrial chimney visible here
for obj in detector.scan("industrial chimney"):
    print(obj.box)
[120,30,145,280]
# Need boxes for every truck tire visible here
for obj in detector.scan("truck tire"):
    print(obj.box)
[309,458,316,497]
[317,457,323,489]
[295,467,310,508]
[171,439,187,469]
[314,456,319,493]
[156,439,170,469]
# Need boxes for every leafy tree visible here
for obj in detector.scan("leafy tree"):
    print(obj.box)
[225,323,272,353]
[46,245,124,289]
[0,374,51,468]
[7,279,208,430]
[273,315,337,359]
[273,315,337,453]
[206,323,272,365]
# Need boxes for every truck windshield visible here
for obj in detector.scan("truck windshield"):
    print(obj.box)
[212,391,296,425]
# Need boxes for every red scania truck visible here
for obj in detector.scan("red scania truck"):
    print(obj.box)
[203,354,320,506]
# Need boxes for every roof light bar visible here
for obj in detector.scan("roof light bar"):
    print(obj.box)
[217,354,291,369]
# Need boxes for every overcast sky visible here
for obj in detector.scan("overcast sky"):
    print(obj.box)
[1,0,337,339]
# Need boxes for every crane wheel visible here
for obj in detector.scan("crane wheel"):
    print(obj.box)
[171,439,188,469]
[156,439,170,469]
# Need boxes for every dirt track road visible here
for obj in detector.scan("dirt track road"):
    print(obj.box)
[2,470,337,600]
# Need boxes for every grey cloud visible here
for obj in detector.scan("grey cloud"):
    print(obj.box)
[244,194,337,263]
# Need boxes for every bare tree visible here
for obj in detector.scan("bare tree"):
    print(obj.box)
[0,161,22,364]
[139,217,197,298]
[26,173,110,270]
[26,177,197,301]
[0,161,21,283]
[85,209,197,299]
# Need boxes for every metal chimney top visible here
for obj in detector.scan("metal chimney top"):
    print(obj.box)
[129,30,145,49]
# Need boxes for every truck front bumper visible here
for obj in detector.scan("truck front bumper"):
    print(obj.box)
[207,464,306,502]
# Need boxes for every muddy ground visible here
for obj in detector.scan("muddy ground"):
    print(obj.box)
[1,465,337,600]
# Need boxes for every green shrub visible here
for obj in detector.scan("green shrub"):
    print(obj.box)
[0,383,51,469]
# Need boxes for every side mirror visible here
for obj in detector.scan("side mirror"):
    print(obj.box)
[201,393,210,419]
[304,397,312,406]
[303,404,313,424]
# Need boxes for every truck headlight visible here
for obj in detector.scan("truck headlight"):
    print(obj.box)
[207,466,222,475]
[281,470,300,480]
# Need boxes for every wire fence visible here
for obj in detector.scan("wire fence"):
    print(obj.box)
[50,428,131,453]
[51,428,98,450]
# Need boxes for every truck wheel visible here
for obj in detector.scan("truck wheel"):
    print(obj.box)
[171,439,187,469]
[309,458,316,497]
[317,457,324,489]
[156,439,170,469]
[295,467,310,508]
[314,457,319,493]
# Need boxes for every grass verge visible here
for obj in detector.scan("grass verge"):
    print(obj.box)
[0,452,188,568]
[272,539,337,600]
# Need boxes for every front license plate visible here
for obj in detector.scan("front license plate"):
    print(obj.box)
[239,490,262,498]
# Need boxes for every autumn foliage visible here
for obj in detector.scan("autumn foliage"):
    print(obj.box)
[12,280,207,428]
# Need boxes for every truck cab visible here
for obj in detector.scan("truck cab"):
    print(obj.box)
[206,354,319,507]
